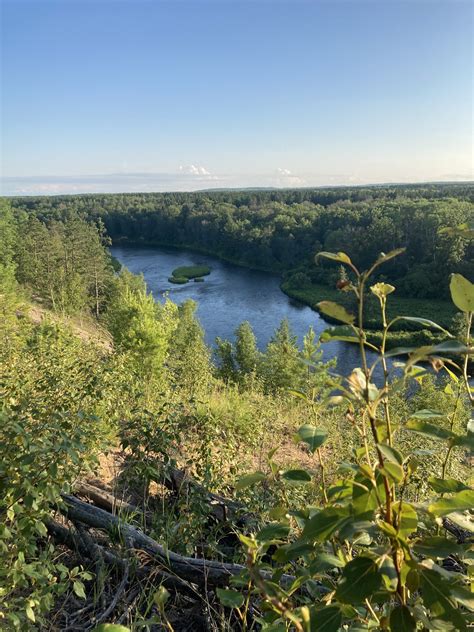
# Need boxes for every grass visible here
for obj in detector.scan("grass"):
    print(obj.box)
[172,265,211,280]
[281,280,458,347]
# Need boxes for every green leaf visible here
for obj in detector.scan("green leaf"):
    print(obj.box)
[235,471,266,490]
[25,605,35,623]
[281,469,312,483]
[450,584,474,611]
[73,581,86,599]
[216,588,245,609]
[429,490,474,516]
[411,409,446,419]
[320,330,359,344]
[379,556,398,592]
[413,536,462,559]
[389,605,416,632]
[430,340,472,355]
[257,522,291,541]
[335,556,382,604]
[309,605,343,631]
[302,507,349,542]
[153,585,170,609]
[309,552,344,573]
[452,433,474,449]
[316,251,352,265]
[377,443,403,464]
[352,471,385,519]
[450,274,474,313]
[393,502,418,538]
[428,477,470,494]
[373,248,406,266]
[297,425,328,453]
[348,368,379,401]
[394,317,452,336]
[381,461,404,484]
[317,301,355,325]
[419,567,467,630]
[406,419,454,441]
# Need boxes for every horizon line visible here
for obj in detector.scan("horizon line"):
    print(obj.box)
[2,178,473,199]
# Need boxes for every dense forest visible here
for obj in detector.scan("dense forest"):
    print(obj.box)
[10,184,474,343]
[10,184,474,300]
[1,194,473,631]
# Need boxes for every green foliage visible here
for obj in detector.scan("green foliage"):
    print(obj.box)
[167,299,212,394]
[216,319,336,395]
[9,186,474,303]
[171,265,211,279]
[106,269,178,379]
[230,249,473,631]
[234,321,261,377]
[0,320,114,628]
[15,212,114,315]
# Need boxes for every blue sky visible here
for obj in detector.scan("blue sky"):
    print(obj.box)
[1,0,472,195]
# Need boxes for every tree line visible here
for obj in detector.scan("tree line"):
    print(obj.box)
[8,183,474,301]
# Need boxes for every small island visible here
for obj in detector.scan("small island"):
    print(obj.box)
[168,265,211,284]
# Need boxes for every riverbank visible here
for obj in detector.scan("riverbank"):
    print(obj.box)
[281,280,456,349]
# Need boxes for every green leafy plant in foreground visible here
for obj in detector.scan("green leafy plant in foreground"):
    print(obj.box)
[230,250,473,631]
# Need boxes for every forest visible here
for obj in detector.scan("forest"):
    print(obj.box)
[0,191,473,631]
[10,184,474,340]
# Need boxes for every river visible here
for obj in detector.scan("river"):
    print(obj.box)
[111,244,376,376]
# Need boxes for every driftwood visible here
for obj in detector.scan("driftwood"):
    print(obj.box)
[60,494,296,589]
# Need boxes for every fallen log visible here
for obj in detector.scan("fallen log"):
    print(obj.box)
[77,468,253,528]
[60,494,295,588]
[46,518,198,598]
[75,481,150,520]
[163,467,251,525]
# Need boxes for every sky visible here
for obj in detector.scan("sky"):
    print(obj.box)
[1,0,472,195]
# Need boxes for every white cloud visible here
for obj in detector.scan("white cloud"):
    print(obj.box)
[179,164,211,176]
[275,167,305,187]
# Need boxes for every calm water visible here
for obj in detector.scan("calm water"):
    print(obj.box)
[111,244,374,376]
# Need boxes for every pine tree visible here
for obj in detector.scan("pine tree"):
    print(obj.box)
[261,319,302,391]
[235,321,260,377]
[215,338,237,382]
[167,299,211,394]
